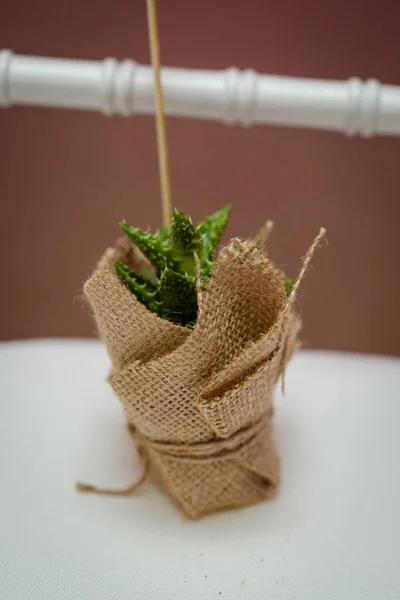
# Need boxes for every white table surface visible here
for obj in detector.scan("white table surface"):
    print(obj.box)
[0,339,399,600]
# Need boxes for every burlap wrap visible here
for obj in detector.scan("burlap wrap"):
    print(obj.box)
[84,236,302,518]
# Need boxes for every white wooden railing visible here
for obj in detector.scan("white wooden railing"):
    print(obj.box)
[1,50,400,137]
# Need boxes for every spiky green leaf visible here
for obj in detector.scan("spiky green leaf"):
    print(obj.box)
[170,209,202,277]
[197,204,231,277]
[171,209,202,253]
[120,221,175,275]
[158,268,198,326]
[114,261,161,313]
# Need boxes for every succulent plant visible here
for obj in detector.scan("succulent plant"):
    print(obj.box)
[116,206,296,327]
[115,205,232,328]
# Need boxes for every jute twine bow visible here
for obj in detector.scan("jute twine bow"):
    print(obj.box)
[76,412,275,497]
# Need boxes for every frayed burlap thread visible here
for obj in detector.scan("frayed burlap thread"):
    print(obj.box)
[82,229,324,518]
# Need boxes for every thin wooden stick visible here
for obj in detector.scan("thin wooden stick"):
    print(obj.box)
[146,0,173,227]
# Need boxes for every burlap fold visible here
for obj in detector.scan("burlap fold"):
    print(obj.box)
[83,230,323,518]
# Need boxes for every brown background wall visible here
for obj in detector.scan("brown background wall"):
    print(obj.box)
[1,0,399,355]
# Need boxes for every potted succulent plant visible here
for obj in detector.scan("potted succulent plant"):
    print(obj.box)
[80,205,323,518]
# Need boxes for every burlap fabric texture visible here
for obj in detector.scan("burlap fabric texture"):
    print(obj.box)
[83,230,324,519]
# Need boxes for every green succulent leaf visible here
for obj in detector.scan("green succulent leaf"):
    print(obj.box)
[171,209,202,252]
[120,221,176,275]
[114,261,161,313]
[170,208,203,277]
[158,268,198,326]
[140,268,159,287]
[156,225,170,242]
[197,204,231,277]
